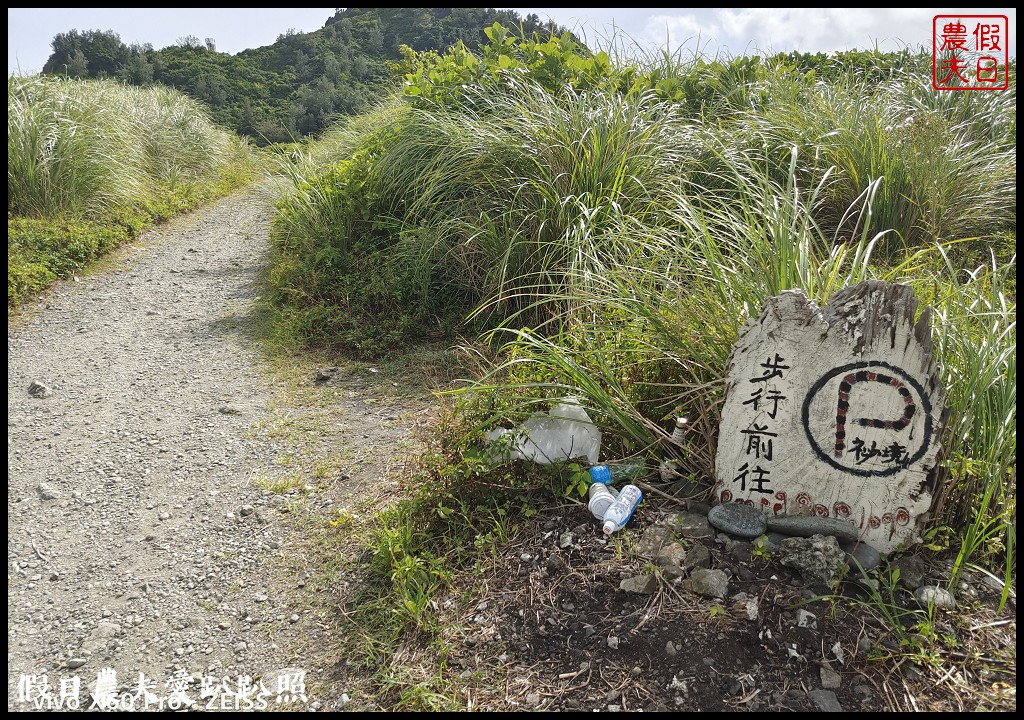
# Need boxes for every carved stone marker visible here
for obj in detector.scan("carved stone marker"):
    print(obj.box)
[713,280,947,554]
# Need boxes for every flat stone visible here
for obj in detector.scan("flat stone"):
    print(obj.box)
[708,503,767,539]
[766,515,860,543]
[808,689,843,712]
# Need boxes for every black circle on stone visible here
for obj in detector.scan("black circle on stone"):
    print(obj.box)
[801,360,933,477]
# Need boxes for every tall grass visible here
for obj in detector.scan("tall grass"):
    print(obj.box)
[8,75,144,217]
[734,73,1017,258]
[925,248,1016,602]
[8,74,259,305]
[8,75,240,220]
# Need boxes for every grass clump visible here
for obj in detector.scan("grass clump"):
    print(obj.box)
[8,74,261,306]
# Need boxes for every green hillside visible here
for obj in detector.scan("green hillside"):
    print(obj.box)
[40,8,571,143]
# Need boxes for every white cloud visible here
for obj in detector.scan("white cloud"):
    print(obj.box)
[635,8,1005,57]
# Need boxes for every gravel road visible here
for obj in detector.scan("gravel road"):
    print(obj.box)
[7,186,327,711]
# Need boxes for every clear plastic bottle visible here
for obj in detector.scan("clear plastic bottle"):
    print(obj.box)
[588,457,647,485]
[587,481,620,520]
[602,484,644,535]
[659,417,689,482]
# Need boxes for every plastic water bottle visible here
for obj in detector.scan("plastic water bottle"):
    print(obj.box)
[588,457,647,485]
[587,482,620,520]
[659,417,689,482]
[602,484,644,535]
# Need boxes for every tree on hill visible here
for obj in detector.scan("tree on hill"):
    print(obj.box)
[40,8,575,143]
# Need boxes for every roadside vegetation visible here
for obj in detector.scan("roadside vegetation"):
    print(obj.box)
[8,74,260,306]
[263,25,1016,707]
[7,11,1015,709]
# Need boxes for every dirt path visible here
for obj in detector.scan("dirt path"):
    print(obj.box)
[7,185,433,712]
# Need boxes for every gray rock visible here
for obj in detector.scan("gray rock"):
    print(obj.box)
[766,515,860,543]
[661,565,687,581]
[620,573,659,594]
[755,532,788,554]
[914,585,956,609]
[891,555,926,588]
[840,539,882,572]
[37,483,61,500]
[689,568,729,599]
[820,665,842,689]
[66,657,88,669]
[637,526,673,557]
[664,511,712,538]
[727,539,754,562]
[779,534,845,585]
[708,503,767,539]
[558,532,574,549]
[980,573,1007,593]
[682,544,711,571]
[654,542,686,567]
[28,380,53,398]
[546,554,566,574]
[807,689,844,711]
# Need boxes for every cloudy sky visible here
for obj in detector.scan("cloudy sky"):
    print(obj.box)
[8,7,1017,76]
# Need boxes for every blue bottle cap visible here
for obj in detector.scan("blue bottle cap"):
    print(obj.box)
[588,465,611,484]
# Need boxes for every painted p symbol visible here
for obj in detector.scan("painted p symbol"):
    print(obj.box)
[802,361,933,478]
[834,370,916,458]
